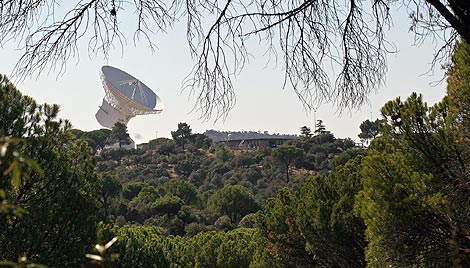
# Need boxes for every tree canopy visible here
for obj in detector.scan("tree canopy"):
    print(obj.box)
[171,122,192,151]
[0,74,101,267]
[300,126,312,138]
[272,145,304,182]
[3,39,470,266]
[358,119,383,144]
[208,185,259,224]
[110,122,131,148]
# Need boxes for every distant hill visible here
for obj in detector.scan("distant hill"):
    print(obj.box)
[204,129,298,142]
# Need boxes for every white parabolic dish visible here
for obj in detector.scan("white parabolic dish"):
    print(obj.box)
[95,66,164,128]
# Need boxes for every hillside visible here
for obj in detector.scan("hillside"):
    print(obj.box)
[91,126,360,235]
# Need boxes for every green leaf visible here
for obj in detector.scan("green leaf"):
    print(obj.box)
[0,260,18,267]
[23,158,44,177]
[9,162,21,188]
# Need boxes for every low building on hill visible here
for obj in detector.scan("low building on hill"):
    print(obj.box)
[223,137,296,149]
[137,143,150,150]
[104,138,136,150]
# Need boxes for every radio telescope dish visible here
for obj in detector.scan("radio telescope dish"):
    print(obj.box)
[95,66,164,128]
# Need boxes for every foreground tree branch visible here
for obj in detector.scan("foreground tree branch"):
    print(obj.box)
[0,0,469,120]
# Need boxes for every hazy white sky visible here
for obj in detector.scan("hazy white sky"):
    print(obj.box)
[0,6,447,144]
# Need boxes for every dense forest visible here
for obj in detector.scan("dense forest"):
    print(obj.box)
[1,41,470,267]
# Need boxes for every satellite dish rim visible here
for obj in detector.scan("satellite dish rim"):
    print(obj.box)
[100,65,163,111]
[103,78,163,113]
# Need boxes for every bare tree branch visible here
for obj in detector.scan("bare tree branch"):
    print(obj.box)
[0,0,469,120]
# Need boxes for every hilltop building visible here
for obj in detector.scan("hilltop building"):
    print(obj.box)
[223,137,296,149]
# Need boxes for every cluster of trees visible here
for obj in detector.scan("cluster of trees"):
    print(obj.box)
[290,121,357,171]
[252,41,470,267]
[92,119,358,235]
[4,45,470,265]
[1,1,470,267]
[0,74,101,267]
[3,40,470,268]
[97,223,259,268]
[0,75,358,265]
[71,121,132,153]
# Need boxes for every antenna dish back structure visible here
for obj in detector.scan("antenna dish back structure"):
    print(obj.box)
[95,66,164,128]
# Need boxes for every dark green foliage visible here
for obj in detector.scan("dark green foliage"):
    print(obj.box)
[4,43,470,268]
[97,223,259,268]
[152,194,184,216]
[356,145,449,267]
[0,75,101,267]
[355,92,470,267]
[214,228,258,267]
[189,133,213,149]
[254,152,367,268]
[0,76,38,138]
[98,224,170,268]
[314,119,327,135]
[272,145,304,182]
[98,173,122,216]
[171,122,192,150]
[161,179,198,205]
[0,137,41,218]
[93,120,356,234]
[153,167,171,179]
[109,122,131,148]
[149,137,174,148]
[173,153,201,177]
[329,149,366,170]
[256,188,314,267]
[214,144,233,162]
[148,137,178,156]
[300,126,312,137]
[288,125,355,171]
[180,228,258,268]
[446,40,470,267]
[238,213,257,228]
[128,185,160,219]
[358,119,383,144]
[233,151,256,168]
[312,131,335,144]
[87,118,368,263]
[184,222,211,237]
[72,128,111,152]
[99,147,129,165]
[156,140,177,155]
[298,157,366,268]
[208,185,259,224]
[121,182,149,200]
[214,215,233,231]
[187,169,207,187]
